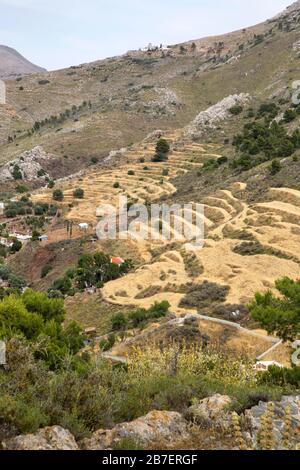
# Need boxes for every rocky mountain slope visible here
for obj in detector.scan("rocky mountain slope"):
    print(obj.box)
[0,45,46,80]
[1,1,300,176]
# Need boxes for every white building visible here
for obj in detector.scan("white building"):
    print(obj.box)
[9,233,32,244]
[79,223,89,231]
[0,203,4,216]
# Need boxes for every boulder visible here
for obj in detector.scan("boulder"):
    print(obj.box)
[82,410,188,450]
[2,426,78,451]
[186,394,232,428]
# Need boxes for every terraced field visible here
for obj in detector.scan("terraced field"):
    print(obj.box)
[32,131,217,221]
[32,130,300,316]
[102,182,300,313]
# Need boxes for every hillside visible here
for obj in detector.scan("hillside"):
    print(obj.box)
[1,1,300,453]
[0,45,46,80]
[1,1,300,179]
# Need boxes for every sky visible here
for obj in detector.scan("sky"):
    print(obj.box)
[0,0,294,71]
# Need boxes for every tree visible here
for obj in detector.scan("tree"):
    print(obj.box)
[31,230,41,241]
[229,105,243,115]
[269,159,281,175]
[283,109,297,123]
[10,239,22,254]
[249,277,300,341]
[73,188,84,199]
[112,313,128,331]
[156,138,170,155]
[12,165,22,180]
[52,189,64,201]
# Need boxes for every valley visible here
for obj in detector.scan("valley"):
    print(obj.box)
[1,0,300,452]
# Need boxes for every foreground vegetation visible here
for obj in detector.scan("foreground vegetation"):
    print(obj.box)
[0,339,283,440]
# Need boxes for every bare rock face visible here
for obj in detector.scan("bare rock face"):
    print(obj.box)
[82,410,188,450]
[293,40,300,51]
[186,394,232,428]
[185,94,250,138]
[0,146,54,182]
[2,426,78,451]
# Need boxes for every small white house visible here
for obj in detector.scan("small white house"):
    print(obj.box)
[79,223,89,231]
[0,203,4,216]
[9,233,32,244]
[39,235,49,242]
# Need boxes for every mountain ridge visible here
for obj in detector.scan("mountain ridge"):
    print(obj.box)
[0,44,46,80]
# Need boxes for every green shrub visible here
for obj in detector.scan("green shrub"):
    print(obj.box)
[16,185,28,193]
[179,282,229,309]
[10,239,22,254]
[156,138,170,155]
[229,105,243,115]
[269,159,281,175]
[112,313,128,331]
[12,165,22,180]
[283,108,297,123]
[259,366,300,388]
[52,189,64,201]
[41,264,53,278]
[73,188,84,199]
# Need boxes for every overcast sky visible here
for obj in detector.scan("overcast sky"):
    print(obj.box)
[0,0,294,70]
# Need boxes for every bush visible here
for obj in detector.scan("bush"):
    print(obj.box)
[128,301,170,328]
[41,264,53,278]
[269,159,281,175]
[16,185,28,194]
[259,366,300,388]
[229,105,243,115]
[153,139,170,162]
[73,188,84,199]
[179,282,229,309]
[11,164,23,180]
[112,313,128,331]
[10,239,22,254]
[217,156,228,165]
[156,138,170,155]
[283,109,297,123]
[113,182,120,189]
[128,170,135,176]
[152,153,168,163]
[53,189,64,201]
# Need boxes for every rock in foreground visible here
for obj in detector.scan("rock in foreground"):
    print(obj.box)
[82,410,188,450]
[2,426,78,451]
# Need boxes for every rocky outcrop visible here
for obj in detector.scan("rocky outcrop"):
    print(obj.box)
[186,394,232,428]
[81,411,188,450]
[293,40,300,51]
[185,93,250,138]
[2,426,78,451]
[0,146,54,182]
